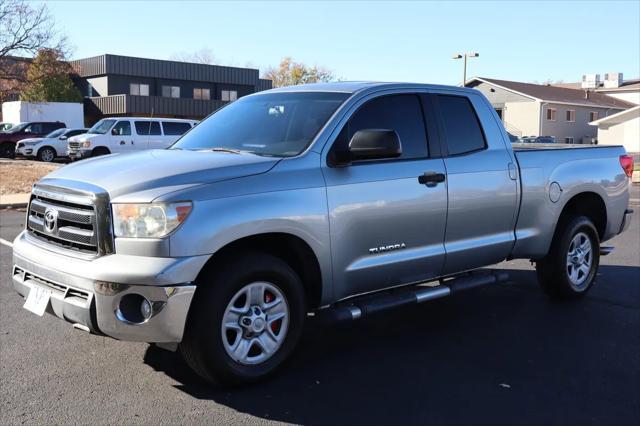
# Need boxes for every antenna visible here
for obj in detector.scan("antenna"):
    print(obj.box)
[147,107,154,147]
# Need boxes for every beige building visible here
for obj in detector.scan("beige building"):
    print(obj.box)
[466,77,635,143]
[590,106,640,153]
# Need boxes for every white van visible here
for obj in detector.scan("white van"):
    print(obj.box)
[67,117,198,160]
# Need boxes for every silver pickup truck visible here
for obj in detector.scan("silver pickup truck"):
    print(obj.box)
[11,82,634,385]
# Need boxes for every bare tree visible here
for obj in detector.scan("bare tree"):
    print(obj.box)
[1,0,69,102]
[0,0,68,60]
[169,48,217,65]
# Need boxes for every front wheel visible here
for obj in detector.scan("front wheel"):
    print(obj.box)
[536,215,600,299]
[180,252,306,386]
[37,147,56,162]
[0,142,15,158]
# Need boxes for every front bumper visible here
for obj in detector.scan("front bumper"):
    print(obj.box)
[12,231,209,342]
[67,148,92,160]
[15,145,34,157]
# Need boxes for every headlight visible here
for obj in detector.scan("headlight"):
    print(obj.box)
[81,140,91,148]
[112,202,192,238]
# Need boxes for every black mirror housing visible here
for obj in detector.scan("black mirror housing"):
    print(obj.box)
[347,129,402,162]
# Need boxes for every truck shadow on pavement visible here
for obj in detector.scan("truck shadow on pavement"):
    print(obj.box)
[143,265,639,425]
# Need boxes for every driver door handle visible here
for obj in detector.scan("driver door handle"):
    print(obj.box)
[418,171,446,187]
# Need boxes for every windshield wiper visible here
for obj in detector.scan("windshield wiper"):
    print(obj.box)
[209,147,244,154]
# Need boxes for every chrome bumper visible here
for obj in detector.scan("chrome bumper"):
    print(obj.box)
[67,148,92,159]
[11,231,209,342]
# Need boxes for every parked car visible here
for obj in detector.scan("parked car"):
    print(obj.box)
[11,83,633,386]
[0,121,66,158]
[15,128,89,162]
[0,122,14,132]
[67,117,198,160]
[517,135,556,144]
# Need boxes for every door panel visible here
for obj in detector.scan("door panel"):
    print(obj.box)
[433,93,518,274]
[442,149,518,273]
[325,159,448,299]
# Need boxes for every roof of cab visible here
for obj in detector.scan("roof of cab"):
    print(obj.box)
[264,81,475,95]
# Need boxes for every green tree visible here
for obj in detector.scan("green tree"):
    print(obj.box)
[264,57,334,88]
[20,48,82,102]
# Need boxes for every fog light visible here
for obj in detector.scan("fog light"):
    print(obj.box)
[117,294,153,324]
[140,298,152,320]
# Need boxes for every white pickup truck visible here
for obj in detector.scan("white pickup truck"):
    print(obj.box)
[11,82,634,386]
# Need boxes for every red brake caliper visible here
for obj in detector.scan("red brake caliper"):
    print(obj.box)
[264,291,281,333]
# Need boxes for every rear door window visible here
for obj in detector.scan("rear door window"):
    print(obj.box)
[134,121,161,136]
[437,95,486,156]
[162,121,192,135]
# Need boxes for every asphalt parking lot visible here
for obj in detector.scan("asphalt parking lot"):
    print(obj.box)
[0,191,638,425]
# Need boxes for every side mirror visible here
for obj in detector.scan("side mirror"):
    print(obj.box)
[59,135,67,140]
[343,129,402,163]
[111,128,118,136]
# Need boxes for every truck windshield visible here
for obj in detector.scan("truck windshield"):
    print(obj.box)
[171,92,350,157]
[88,119,116,134]
[45,129,66,138]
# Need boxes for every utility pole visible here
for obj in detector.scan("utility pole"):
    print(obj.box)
[452,52,479,86]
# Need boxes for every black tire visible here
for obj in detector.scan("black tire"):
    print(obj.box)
[180,251,306,386]
[536,215,600,299]
[0,142,15,158]
[37,146,56,162]
[91,147,110,157]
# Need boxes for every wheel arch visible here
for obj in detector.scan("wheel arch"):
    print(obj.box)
[92,146,111,155]
[196,232,324,310]
[553,191,607,243]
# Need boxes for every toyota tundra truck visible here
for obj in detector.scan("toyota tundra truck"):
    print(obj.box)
[11,82,634,385]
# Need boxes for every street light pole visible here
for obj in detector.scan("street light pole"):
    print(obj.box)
[453,52,479,86]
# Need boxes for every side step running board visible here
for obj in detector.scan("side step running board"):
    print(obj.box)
[317,270,509,323]
[600,246,614,256]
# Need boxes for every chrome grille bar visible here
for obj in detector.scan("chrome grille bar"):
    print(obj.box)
[26,181,113,257]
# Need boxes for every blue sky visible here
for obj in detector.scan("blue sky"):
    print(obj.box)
[43,0,639,85]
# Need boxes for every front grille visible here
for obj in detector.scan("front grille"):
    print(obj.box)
[68,141,80,149]
[27,187,102,255]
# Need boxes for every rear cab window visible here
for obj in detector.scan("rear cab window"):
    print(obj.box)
[331,94,428,163]
[135,121,162,136]
[437,95,486,156]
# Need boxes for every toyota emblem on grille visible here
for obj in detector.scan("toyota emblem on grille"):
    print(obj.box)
[43,208,58,233]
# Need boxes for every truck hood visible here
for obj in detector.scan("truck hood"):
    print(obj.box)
[42,149,280,200]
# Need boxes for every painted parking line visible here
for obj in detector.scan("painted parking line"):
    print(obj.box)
[0,238,13,248]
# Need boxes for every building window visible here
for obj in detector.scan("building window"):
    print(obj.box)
[222,90,238,102]
[130,83,149,96]
[565,137,574,144]
[194,88,210,100]
[589,111,599,122]
[566,110,575,122]
[546,107,556,121]
[162,85,180,98]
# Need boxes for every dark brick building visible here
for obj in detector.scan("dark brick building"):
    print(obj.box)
[69,54,272,123]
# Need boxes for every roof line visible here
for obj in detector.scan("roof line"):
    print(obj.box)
[466,77,541,101]
[589,105,640,125]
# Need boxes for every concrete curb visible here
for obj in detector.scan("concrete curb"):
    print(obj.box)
[0,193,30,209]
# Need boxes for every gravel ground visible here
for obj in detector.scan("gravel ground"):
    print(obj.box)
[0,160,61,195]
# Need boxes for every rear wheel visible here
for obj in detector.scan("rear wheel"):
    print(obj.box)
[37,147,56,162]
[180,252,306,386]
[536,215,600,299]
[0,142,15,158]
